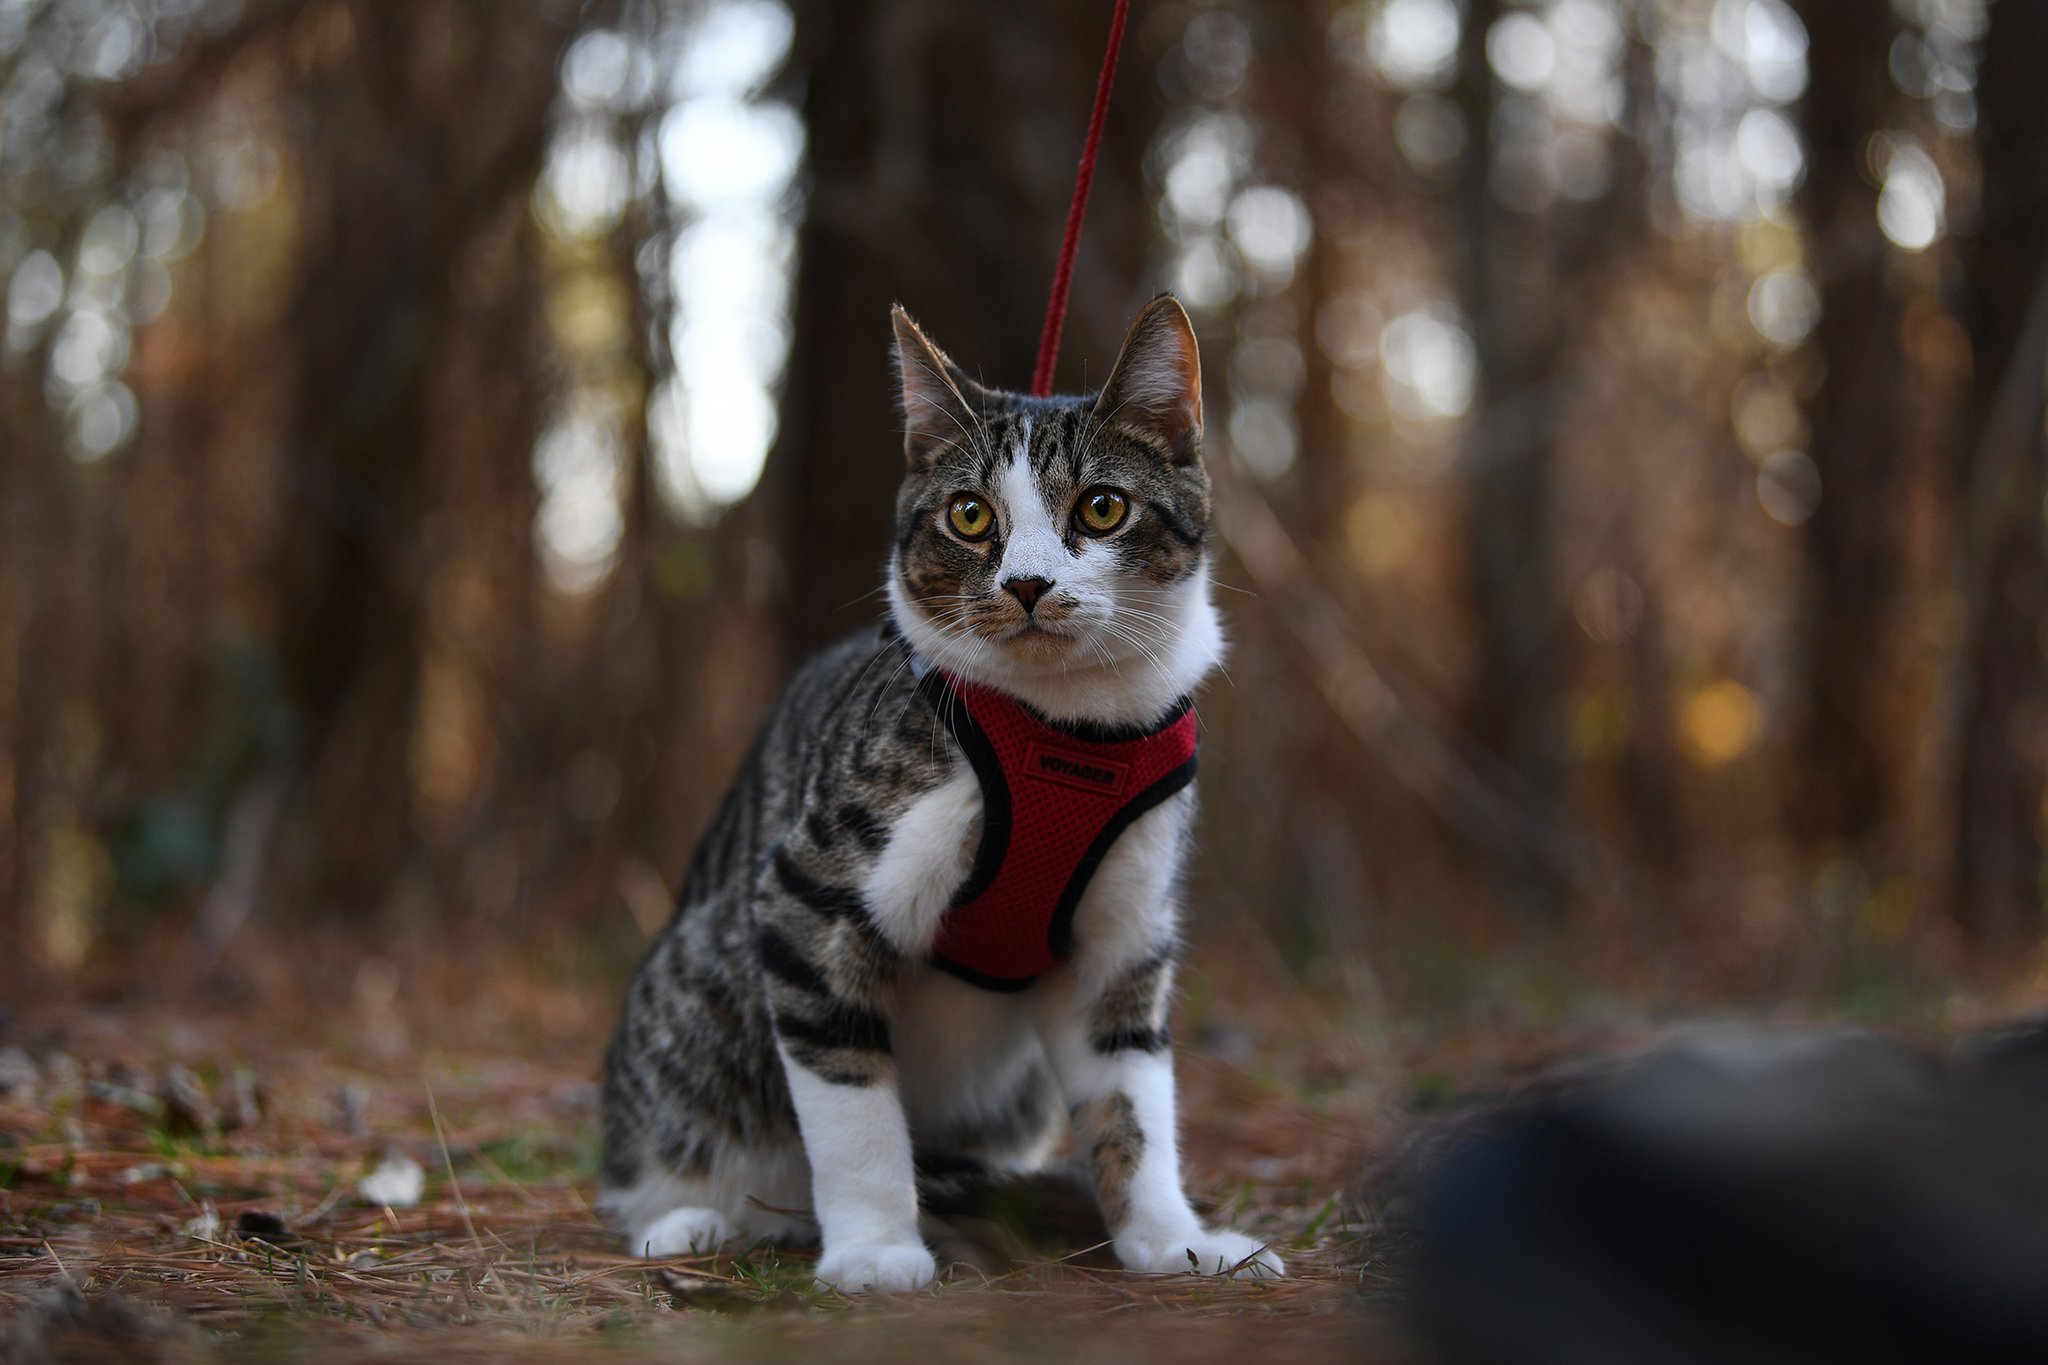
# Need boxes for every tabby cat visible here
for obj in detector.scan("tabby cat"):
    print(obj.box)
[600,295,1283,1292]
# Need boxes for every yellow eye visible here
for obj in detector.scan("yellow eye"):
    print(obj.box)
[1076,486,1128,535]
[947,494,995,541]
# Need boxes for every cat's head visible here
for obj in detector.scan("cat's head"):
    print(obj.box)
[884,295,1222,725]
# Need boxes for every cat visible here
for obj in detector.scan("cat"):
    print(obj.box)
[599,294,1283,1293]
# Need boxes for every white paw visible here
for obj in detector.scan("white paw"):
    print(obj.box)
[814,1240,938,1294]
[634,1206,735,1258]
[1116,1226,1285,1279]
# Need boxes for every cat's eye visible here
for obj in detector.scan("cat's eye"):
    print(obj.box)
[1075,486,1129,535]
[947,493,996,541]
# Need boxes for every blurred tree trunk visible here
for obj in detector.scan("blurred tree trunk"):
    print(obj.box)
[1951,0,2048,945]
[766,0,1162,660]
[1787,0,1908,871]
[0,397,69,976]
[1444,1,1658,920]
[264,2,566,924]
[1610,22,1683,881]
[1237,0,1425,951]
[1449,0,1563,918]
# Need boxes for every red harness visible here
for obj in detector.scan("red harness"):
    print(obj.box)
[917,668,1199,991]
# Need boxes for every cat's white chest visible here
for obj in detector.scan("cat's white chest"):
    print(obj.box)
[862,766,986,952]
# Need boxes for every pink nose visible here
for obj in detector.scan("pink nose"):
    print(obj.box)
[1003,576,1053,612]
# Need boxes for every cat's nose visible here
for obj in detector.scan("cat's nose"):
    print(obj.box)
[1003,576,1053,612]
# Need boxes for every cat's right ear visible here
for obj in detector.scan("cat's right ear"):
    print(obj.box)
[891,305,983,471]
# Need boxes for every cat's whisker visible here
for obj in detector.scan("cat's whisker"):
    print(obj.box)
[865,650,926,732]
[849,599,926,698]
[1099,618,1177,691]
[1085,633,1122,679]
[849,640,902,706]
[835,582,896,614]
[1103,625,1166,676]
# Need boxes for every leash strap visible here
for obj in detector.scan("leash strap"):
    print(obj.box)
[1030,0,1133,398]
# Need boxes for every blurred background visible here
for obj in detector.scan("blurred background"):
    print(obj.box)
[1,0,2042,1025]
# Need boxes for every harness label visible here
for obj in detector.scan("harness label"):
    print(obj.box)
[1024,742,1129,798]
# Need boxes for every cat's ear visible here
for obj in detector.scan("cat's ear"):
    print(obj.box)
[891,304,985,471]
[1093,295,1203,466]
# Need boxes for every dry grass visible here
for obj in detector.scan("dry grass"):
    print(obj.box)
[0,943,1416,1361]
[9,923,2027,1359]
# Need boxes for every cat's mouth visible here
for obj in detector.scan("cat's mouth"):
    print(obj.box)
[1000,619,1078,651]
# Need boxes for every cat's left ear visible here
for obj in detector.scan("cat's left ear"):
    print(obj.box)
[1093,294,1203,466]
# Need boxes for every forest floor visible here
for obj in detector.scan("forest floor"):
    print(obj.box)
[1,924,2036,1362]
[0,933,1420,1362]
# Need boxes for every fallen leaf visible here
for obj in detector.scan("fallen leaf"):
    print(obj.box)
[358,1152,425,1209]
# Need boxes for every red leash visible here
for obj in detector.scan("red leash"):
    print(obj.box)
[1030,0,1132,398]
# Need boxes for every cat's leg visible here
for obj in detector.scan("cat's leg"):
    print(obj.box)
[602,1158,734,1257]
[779,1049,932,1292]
[600,916,814,1258]
[1038,952,1285,1279]
[756,845,935,1294]
[603,1144,815,1257]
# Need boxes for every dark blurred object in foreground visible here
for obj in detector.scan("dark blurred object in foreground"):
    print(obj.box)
[1409,1024,2048,1365]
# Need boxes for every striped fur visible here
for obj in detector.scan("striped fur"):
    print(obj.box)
[600,297,1282,1291]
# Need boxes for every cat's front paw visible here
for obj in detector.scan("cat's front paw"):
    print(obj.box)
[815,1240,938,1294]
[634,1205,736,1257]
[1116,1225,1285,1279]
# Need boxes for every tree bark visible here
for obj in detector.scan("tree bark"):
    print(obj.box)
[264,1,568,923]
[1952,0,2048,945]
[1788,0,1909,866]
[1452,0,1568,918]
